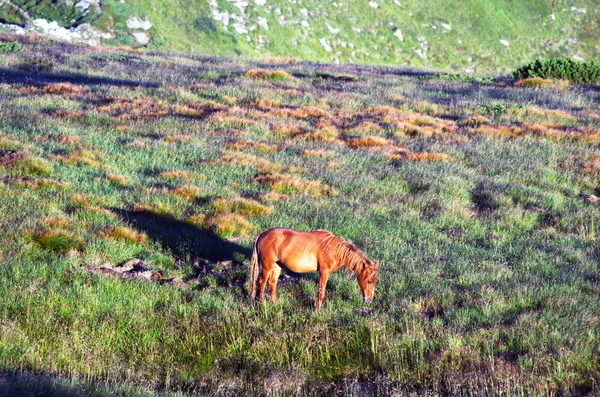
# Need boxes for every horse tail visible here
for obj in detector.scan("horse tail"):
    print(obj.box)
[249,233,261,300]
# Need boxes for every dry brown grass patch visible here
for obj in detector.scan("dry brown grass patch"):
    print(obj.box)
[43,83,90,96]
[132,202,172,217]
[107,174,132,187]
[162,135,192,143]
[208,213,255,237]
[213,198,272,217]
[303,149,336,158]
[215,152,281,174]
[515,78,570,90]
[470,124,523,139]
[252,98,282,109]
[172,185,204,201]
[460,115,490,127]
[289,106,331,120]
[391,114,457,138]
[261,192,287,202]
[255,173,337,196]
[520,106,576,121]
[581,155,600,175]
[366,105,403,117]
[159,170,203,181]
[45,217,71,229]
[96,98,170,120]
[99,227,147,245]
[186,214,207,228]
[305,126,340,143]
[244,69,292,80]
[388,148,453,162]
[345,136,389,149]
[190,83,212,91]
[9,178,70,190]
[224,140,277,153]
[271,123,304,138]
[54,135,82,146]
[54,109,85,119]
[349,121,384,135]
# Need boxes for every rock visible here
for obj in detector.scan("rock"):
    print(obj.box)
[440,23,451,31]
[132,32,150,45]
[499,39,509,47]
[161,278,188,289]
[213,10,230,26]
[75,0,100,13]
[369,1,379,8]
[119,258,145,272]
[300,8,309,19]
[326,23,339,35]
[319,37,332,52]
[257,16,269,30]
[255,0,266,5]
[126,16,152,30]
[570,7,585,14]
[233,22,248,34]
[393,28,403,41]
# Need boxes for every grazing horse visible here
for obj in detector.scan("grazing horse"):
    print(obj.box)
[250,228,379,309]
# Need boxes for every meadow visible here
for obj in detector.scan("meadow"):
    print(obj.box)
[0,36,599,395]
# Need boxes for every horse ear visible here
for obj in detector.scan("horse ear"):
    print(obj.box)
[374,260,379,269]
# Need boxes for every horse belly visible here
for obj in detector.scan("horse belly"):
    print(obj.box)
[281,256,318,273]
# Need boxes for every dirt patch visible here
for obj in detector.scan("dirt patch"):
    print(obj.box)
[82,258,187,289]
[0,150,26,166]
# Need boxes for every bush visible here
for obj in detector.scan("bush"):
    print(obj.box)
[0,41,22,53]
[30,2,84,28]
[512,57,600,85]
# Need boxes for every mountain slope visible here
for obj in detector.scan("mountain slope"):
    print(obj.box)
[1,0,599,73]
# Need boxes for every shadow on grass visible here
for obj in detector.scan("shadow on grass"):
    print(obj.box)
[111,208,251,262]
[0,67,161,88]
[0,371,96,397]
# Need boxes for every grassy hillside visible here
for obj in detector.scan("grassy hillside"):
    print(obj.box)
[0,35,600,395]
[1,0,600,72]
[133,0,600,73]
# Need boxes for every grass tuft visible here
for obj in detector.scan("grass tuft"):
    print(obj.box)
[244,69,293,80]
[99,227,147,245]
[32,229,84,253]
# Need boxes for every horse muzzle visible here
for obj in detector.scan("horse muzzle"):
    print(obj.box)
[363,296,372,305]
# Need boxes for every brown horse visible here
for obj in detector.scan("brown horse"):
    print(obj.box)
[250,228,379,309]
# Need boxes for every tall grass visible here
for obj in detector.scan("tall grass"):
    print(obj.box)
[0,38,598,395]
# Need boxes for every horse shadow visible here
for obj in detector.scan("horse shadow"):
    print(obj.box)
[110,208,251,263]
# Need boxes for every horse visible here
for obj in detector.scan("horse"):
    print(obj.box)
[249,227,379,309]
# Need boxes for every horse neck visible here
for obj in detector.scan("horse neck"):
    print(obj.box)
[320,233,366,274]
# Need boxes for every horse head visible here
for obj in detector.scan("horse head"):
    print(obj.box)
[358,259,379,305]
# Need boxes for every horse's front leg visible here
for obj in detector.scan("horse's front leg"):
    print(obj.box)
[316,270,330,309]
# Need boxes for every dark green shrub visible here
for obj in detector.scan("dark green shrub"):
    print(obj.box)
[0,41,22,53]
[512,57,600,84]
[19,1,85,28]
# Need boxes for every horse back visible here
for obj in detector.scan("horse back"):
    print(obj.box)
[257,228,331,273]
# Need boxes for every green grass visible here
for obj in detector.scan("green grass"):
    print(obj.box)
[0,37,599,395]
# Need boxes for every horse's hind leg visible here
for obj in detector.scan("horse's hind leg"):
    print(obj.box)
[257,264,270,302]
[268,265,282,303]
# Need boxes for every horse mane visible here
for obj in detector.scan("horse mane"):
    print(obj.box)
[319,231,368,275]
